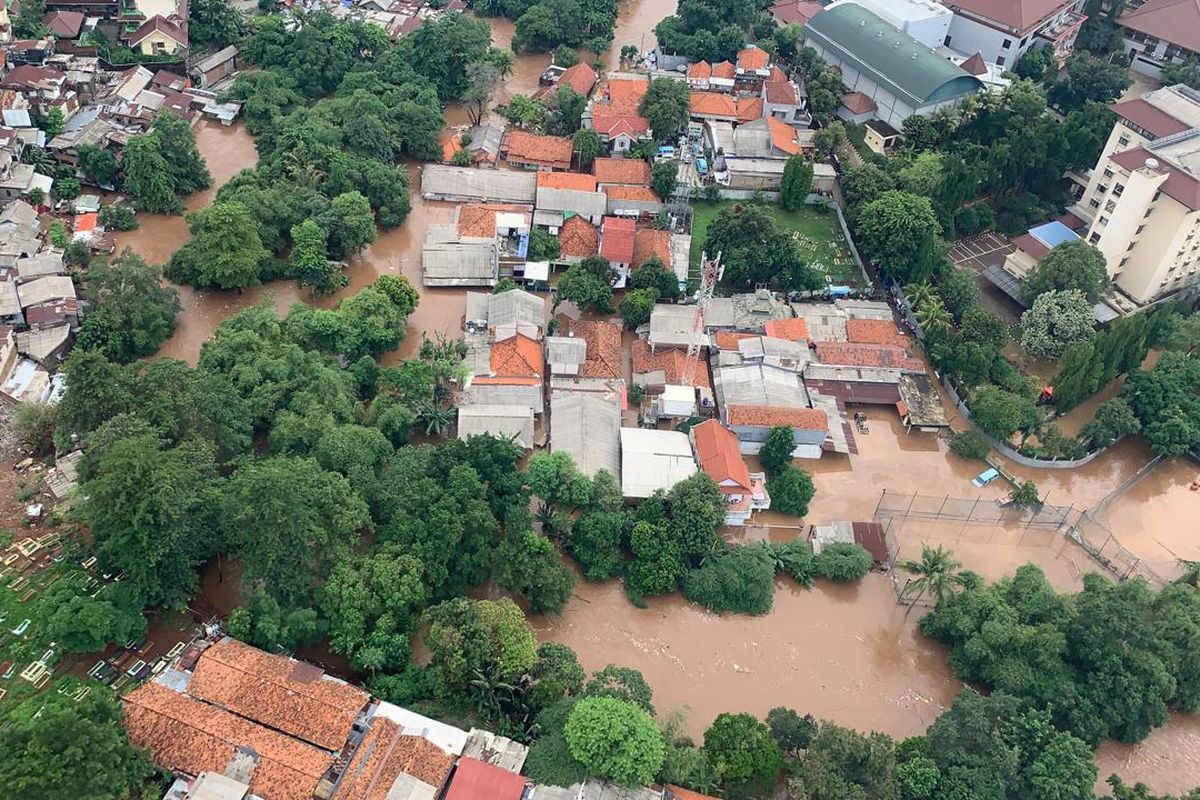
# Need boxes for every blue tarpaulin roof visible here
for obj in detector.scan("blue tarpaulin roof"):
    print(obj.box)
[1029,220,1080,249]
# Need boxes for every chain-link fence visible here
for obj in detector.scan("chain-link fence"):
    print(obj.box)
[873,490,1078,529]
[1065,512,1169,586]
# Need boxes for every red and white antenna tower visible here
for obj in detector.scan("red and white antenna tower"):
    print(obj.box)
[681,251,722,388]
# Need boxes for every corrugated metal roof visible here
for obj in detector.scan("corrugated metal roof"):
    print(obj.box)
[551,394,620,478]
[712,363,809,410]
[421,166,537,204]
[457,405,534,449]
[619,428,696,498]
[463,382,543,415]
[535,186,608,219]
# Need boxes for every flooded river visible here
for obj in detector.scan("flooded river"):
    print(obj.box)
[128,6,1200,791]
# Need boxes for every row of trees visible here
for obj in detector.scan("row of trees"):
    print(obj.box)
[471,0,618,53]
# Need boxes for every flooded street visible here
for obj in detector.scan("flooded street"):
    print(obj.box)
[533,573,961,741]
[124,13,1200,793]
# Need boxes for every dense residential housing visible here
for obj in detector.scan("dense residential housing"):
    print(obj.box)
[1070,83,1200,305]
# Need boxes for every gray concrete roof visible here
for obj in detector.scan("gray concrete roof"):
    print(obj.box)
[551,393,620,479]
[420,165,537,204]
[457,404,534,449]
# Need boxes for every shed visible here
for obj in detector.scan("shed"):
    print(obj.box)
[194,46,239,88]
[648,303,701,350]
[444,757,526,800]
[658,384,696,417]
[620,427,696,498]
[457,404,534,449]
[421,166,537,204]
[422,225,499,287]
[551,393,621,479]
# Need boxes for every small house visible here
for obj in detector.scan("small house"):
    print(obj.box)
[691,418,770,525]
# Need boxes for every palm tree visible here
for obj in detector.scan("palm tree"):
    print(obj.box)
[898,544,964,614]
[914,297,953,335]
[904,281,937,312]
[418,401,453,437]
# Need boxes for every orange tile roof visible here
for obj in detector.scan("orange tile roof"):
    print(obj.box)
[75,213,97,233]
[600,216,636,263]
[123,682,332,800]
[845,318,908,346]
[502,131,573,167]
[558,215,599,258]
[456,204,527,238]
[441,133,463,162]
[470,375,541,386]
[713,331,756,351]
[572,319,622,379]
[764,317,810,341]
[444,757,527,800]
[763,81,798,104]
[537,171,598,191]
[737,45,770,72]
[591,114,651,138]
[187,639,369,751]
[767,117,801,155]
[490,334,543,378]
[712,61,736,79]
[690,91,738,118]
[692,419,752,490]
[633,228,671,268]
[604,185,660,203]
[603,78,650,113]
[688,61,712,79]
[737,96,764,123]
[560,62,598,96]
[812,341,925,371]
[335,718,454,800]
[767,65,788,83]
[631,339,711,388]
[727,404,827,430]
[593,157,650,186]
[841,91,877,115]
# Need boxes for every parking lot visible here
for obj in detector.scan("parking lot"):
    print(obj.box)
[948,232,1014,272]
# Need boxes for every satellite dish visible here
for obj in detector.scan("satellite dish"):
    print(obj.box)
[1145,157,1160,170]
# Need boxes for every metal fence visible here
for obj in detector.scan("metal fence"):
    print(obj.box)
[1064,512,1169,586]
[873,490,1078,530]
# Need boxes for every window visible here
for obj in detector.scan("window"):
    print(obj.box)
[1127,241,1136,251]
[1136,225,1146,234]
[1113,183,1124,196]
[1103,168,1114,179]
[1145,208,1154,218]
[1105,200,1117,213]
[997,56,1006,66]
[1002,39,1012,49]
[1098,184,1109,194]
[1118,135,1130,147]
[944,34,952,46]
[1120,257,1130,267]
[1098,216,1109,227]
[1089,198,1101,208]
[1090,232,1102,243]
[1153,191,1162,201]
[1020,36,1028,46]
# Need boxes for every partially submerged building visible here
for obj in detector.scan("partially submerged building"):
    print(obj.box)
[619,427,697,498]
[550,393,621,480]
[691,419,770,525]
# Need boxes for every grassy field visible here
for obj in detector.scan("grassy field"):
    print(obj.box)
[688,199,864,288]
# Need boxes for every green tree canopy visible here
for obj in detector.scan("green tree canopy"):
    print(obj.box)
[565,696,666,787]
[76,248,181,363]
[1022,240,1109,303]
[1020,289,1095,360]
[704,712,784,796]
[855,190,946,284]
[166,202,270,289]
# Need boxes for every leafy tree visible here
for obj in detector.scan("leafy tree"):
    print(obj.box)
[856,191,946,284]
[842,162,896,206]
[1023,240,1109,303]
[52,177,81,201]
[620,287,658,329]
[567,509,625,580]
[291,219,344,295]
[1162,59,1200,89]
[423,597,538,696]
[335,284,409,359]
[639,77,690,142]
[758,425,795,477]
[704,713,783,797]
[1015,45,1054,81]
[1080,396,1141,450]
[781,156,814,210]
[1049,52,1131,111]
[0,695,154,800]
[630,257,681,300]
[556,262,614,312]
[897,545,963,607]
[573,128,602,168]
[393,12,495,99]
[650,160,678,200]
[14,402,57,455]
[529,642,586,711]
[768,467,815,517]
[565,696,665,787]
[682,545,776,615]
[528,226,561,261]
[788,721,898,800]
[76,249,181,363]
[13,0,47,37]
[816,542,873,582]
[704,203,821,292]
[960,306,1007,346]
[969,385,1041,441]
[948,429,991,460]
[1021,289,1095,360]
[98,202,138,230]
[773,538,819,587]
[38,580,146,653]
[1124,351,1200,456]
[189,0,244,48]
[322,190,377,258]
[584,664,655,712]
[153,111,212,194]
[1009,480,1041,508]
[166,202,269,289]
[496,529,577,614]
[120,134,181,213]
[767,707,818,755]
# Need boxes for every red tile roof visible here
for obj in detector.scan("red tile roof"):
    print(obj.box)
[688,62,712,79]
[690,91,738,118]
[591,115,651,138]
[537,171,598,191]
[632,339,711,387]
[335,718,455,800]
[43,10,84,37]
[1118,0,1200,52]
[441,133,464,162]
[600,216,636,263]
[946,0,1077,33]
[692,419,752,491]
[1012,232,1050,261]
[764,317,809,341]
[604,185,661,203]
[128,14,188,48]
[602,78,650,113]
[123,682,332,800]
[187,639,369,751]
[712,61,736,80]
[960,52,988,76]
[633,228,671,268]
[490,334,543,378]
[444,757,526,800]
[841,91,878,115]
[456,203,527,238]
[501,131,573,168]
[737,96,764,123]
[558,215,599,258]
[845,318,908,346]
[812,341,925,371]
[737,45,771,72]
[593,157,650,185]
[668,786,724,800]
[572,319,622,379]
[726,404,828,430]
[559,62,597,96]
[763,81,797,104]
[767,117,801,154]
[1110,146,1200,211]
[1111,97,1192,139]
[767,65,788,83]
[713,331,756,351]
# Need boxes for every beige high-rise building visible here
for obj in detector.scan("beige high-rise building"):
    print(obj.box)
[1072,84,1200,305]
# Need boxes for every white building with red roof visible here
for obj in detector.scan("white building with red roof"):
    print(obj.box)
[1119,0,1200,78]
[941,0,1087,66]
[690,419,770,525]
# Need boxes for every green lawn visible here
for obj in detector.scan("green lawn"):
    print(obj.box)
[688,200,864,288]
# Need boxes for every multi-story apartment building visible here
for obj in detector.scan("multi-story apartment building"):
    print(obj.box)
[1118,0,1200,79]
[941,0,1088,67]
[1073,84,1200,305]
